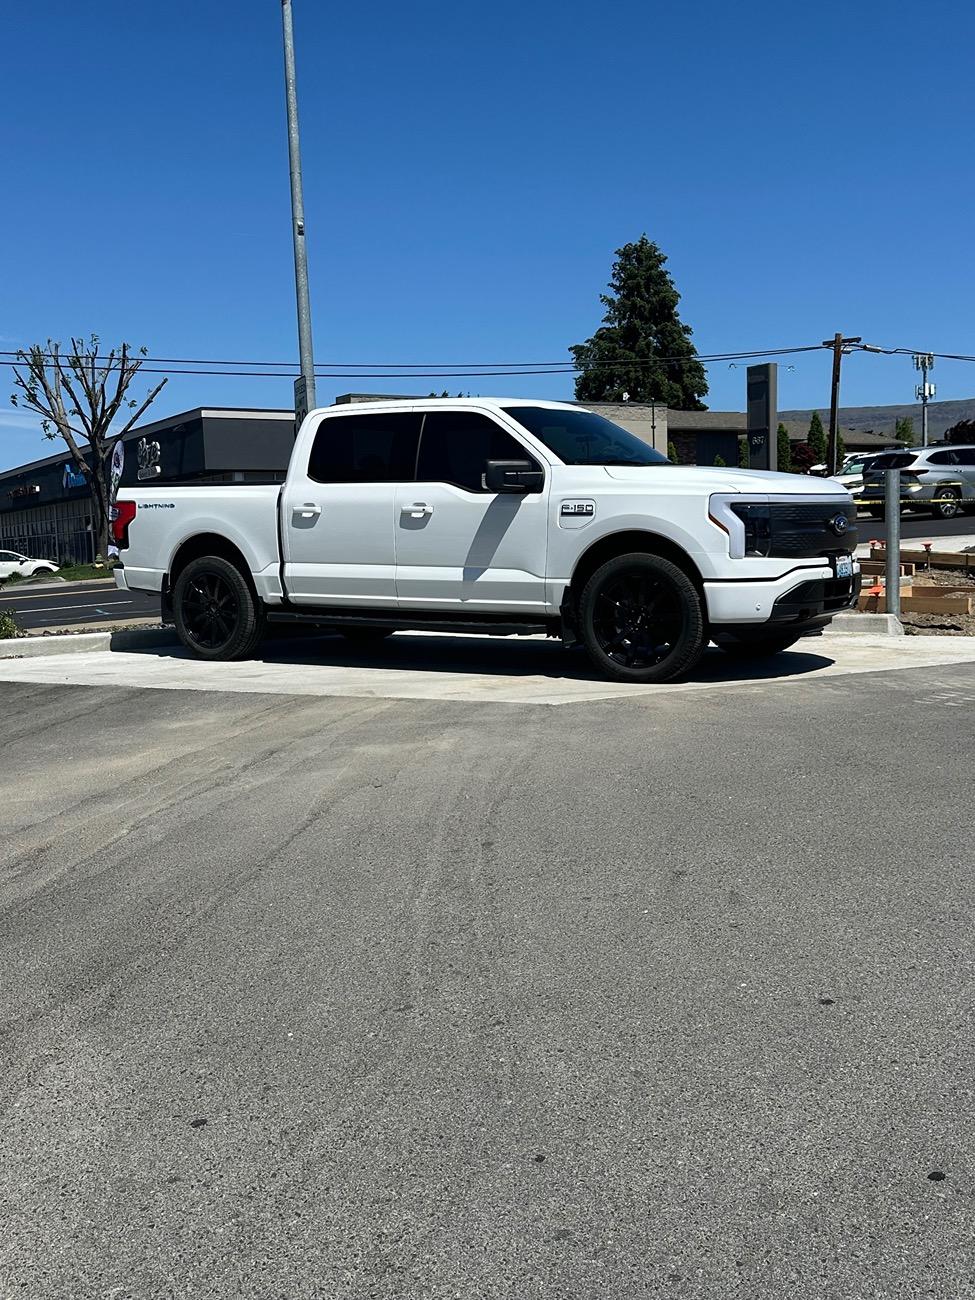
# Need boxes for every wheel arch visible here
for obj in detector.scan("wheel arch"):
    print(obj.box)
[568,530,706,602]
[164,533,256,613]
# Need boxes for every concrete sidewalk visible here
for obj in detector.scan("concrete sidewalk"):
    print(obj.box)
[0,629,973,706]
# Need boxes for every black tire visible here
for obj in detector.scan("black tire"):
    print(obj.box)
[173,555,265,661]
[339,627,393,645]
[932,487,962,520]
[717,633,802,658]
[867,507,885,520]
[578,552,706,683]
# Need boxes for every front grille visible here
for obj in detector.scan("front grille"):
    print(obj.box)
[731,501,858,558]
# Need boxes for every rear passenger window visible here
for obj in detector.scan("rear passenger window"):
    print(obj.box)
[926,450,957,465]
[951,448,975,465]
[308,412,421,483]
[416,411,540,492]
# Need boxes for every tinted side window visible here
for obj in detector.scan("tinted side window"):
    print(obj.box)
[416,411,540,493]
[927,449,957,465]
[308,412,421,483]
[870,453,916,470]
[950,448,975,466]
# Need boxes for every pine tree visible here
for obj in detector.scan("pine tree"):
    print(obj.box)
[570,236,708,409]
[837,429,846,462]
[776,422,792,472]
[667,440,678,463]
[807,410,827,463]
[895,415,916,446]
[739,438,749,468]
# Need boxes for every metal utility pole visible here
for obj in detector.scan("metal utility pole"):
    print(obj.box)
[885,467,901,620]
[822,333,861,476]
[913,353,935,447]
[281,0,316,428]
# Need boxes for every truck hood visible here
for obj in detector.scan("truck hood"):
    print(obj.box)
[601,466,852,497]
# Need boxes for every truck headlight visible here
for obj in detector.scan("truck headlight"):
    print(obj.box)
[729,503,772,557]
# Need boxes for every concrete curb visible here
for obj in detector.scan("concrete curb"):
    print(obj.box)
[828,611,905,636]
[0,627,179,659]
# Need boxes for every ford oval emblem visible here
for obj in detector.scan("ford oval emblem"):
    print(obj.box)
[829,513,849,536]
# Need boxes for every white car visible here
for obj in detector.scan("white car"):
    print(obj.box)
[113,399,860,683]
[0,549,60,580]
[829,453,884,496]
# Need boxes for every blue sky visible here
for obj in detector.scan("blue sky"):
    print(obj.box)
[2,0,974,470]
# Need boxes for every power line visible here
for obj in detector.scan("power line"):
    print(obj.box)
[0,345,825,373]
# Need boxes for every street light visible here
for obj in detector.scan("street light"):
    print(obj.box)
[281,0,316,432]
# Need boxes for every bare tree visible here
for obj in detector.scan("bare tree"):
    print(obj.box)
[10,337,167,561]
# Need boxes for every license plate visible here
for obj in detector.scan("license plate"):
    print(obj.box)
[834,555,853,579]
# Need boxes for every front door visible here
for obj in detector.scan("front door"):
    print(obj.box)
[394,409,550,613]
[281,410,421,605]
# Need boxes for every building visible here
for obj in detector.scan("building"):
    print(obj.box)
[0,407,294,564]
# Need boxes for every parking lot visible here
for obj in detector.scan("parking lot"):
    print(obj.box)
[2,635,975,1299]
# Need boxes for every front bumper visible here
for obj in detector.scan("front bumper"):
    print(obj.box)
[706,561,860,627]
[767,572,862,629]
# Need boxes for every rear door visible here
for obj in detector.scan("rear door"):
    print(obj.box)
[950,448,975,503]
[281,410,421,605]
[394,409,550,612]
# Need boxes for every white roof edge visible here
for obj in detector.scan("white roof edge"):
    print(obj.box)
[313,397,583,414]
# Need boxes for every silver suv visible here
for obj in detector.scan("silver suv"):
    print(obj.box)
[860,445,975,520]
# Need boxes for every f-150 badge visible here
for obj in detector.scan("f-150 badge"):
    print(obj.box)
[559,499,596,529]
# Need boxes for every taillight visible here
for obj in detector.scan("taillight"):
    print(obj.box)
[112,499,137,548]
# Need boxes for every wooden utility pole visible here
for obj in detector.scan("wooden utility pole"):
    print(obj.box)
[822,333,861,475]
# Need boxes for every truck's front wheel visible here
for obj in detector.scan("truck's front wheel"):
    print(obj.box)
[173,555,265,660]
[578,552,706,683]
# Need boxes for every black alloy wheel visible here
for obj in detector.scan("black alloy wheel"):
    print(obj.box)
[579,552,706,683]
[181,571,239,651]
[173,555,265,661]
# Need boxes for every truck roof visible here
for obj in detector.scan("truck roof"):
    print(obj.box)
[314,397,581,415]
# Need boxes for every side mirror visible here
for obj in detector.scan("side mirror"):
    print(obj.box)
[484,459,544,493]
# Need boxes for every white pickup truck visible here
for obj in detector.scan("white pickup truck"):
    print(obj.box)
[113,399,860,683]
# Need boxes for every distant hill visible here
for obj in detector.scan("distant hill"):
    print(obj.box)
[779,399,975,442]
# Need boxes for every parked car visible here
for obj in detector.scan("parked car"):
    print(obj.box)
[0,549,60,580]
[859,445,975,519]
[830,453,883,496]
[113,399,860,683]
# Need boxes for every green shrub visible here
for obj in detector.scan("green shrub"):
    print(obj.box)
[0,609,20,639]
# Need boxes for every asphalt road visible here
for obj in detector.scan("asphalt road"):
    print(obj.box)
[1,579,159,628]
[2,664,974,1298]
[856,509,974,545]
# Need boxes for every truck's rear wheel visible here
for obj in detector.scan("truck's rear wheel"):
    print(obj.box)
[173,555,265,661]
[578,552,706,683]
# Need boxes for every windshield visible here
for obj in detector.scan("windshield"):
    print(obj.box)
[868,452,916,470]
[506,406,670,466]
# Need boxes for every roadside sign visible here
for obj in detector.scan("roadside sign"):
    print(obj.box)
[294,376,309,438]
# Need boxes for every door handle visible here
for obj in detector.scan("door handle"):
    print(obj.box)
[294,502,322,519]
[402,502,433,518]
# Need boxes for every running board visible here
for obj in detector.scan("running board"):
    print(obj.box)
[267,608,554,637]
